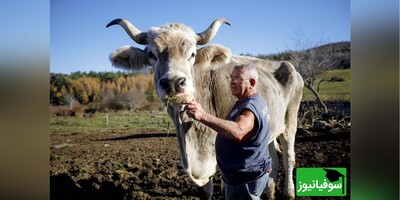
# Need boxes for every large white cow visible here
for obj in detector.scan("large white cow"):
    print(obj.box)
[107,18,303,199]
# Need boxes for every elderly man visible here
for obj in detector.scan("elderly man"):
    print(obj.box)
[184,64,271,200]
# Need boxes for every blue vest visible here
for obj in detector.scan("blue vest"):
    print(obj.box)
[215,93,271,184]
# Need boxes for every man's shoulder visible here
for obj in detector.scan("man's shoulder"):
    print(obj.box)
[247,94,267,107]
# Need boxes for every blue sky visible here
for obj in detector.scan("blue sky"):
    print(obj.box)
[50,0,350,74]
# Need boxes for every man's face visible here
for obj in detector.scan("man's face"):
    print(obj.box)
[229,68,251,98]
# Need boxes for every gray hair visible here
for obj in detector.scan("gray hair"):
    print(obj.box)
[234,64,258,83]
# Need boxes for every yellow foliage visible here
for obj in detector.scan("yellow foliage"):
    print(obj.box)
[121,87,128,94]
[60,85,67,95]
[56,92,63,98]
[69,76,102,99]
[51,85,58,93]
[51,73,157,106]
[81,91,89,104]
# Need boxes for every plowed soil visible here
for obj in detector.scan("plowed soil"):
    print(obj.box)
[50,127,350,200]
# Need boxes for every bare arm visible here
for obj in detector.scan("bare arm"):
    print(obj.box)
[184,100,255,142]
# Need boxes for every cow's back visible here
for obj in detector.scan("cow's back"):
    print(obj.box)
[197,55,303,143]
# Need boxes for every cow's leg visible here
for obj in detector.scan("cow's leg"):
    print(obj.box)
[282,97,302,200]
[199,177,213,200]
[265,141,280,199]
[278,133,296,200]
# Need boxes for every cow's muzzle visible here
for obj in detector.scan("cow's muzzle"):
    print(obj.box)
[159,77,186,94]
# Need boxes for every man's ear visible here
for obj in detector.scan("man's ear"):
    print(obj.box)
[109,46,150,70]
[195,44,231,70]
[250,79,256,87]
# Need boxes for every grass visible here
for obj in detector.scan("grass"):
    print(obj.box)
[301,69,350,101]
[50,111,175,133]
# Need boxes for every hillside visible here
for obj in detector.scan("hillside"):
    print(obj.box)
[253,41,350,69]
[312,41,350,69]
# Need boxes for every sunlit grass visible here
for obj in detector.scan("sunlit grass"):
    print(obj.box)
[50,111,175,133]
[302,69,350,101]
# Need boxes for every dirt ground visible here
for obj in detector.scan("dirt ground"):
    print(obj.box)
[50,127,350,200]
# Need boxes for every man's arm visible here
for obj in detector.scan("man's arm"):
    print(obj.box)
[184,100,255,142]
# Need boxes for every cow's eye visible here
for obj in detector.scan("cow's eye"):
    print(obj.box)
[148,51,157,60]
[188,52,196,60]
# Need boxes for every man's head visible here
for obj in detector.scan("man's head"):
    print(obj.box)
[229,64,258,100]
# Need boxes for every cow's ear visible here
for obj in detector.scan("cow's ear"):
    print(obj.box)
[109,46,150,70]
[195,44,231,69]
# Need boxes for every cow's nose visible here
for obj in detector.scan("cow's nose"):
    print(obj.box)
[175,77,186,93]
[159,78,170,90]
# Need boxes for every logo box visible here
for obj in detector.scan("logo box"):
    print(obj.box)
[296,168,347,196]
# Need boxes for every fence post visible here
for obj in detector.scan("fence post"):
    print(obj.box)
[167,121,170,137]
[106,113,109,127]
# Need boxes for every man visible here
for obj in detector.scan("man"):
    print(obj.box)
[184,64,271,200]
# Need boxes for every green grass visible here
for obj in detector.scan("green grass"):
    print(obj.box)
[50,111,175,133]
[302,69,350,101]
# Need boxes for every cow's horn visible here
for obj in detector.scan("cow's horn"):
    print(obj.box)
[106,18,148,45]
[196,18,231,45]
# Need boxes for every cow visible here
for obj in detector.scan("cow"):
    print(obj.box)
[106,18,303,199]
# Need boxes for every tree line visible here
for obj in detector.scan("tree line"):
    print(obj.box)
[50,71,159,112]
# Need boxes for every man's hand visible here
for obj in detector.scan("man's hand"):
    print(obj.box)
[184,100,207,121]
[184,100,256,142]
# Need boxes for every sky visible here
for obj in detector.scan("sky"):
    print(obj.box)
[50,0,350,74]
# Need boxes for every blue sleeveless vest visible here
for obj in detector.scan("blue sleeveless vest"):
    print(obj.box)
[215,93,271,184]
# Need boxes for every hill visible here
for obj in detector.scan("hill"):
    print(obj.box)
[312,41,350,69]
[251,41,350,69]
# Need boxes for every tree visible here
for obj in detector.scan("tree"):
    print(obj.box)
[145,82,156,102]
[119,90,146,112]
[289,31,338,113]
[50,74,71,105]
[81,91,89,104]
[50,73,70,89]
[61,93,78,109]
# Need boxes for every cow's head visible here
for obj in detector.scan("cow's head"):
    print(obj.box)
[106,18,230,107]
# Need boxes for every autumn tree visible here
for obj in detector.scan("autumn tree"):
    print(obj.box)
[50,72,159,111]
[69,76,101,105]
[50,73,71,105]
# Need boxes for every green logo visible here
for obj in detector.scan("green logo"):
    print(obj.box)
[296,168,346,196]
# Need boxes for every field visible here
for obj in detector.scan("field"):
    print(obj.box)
[302,69,350,101]
[50,111,350,200]
[50,111,175,133]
